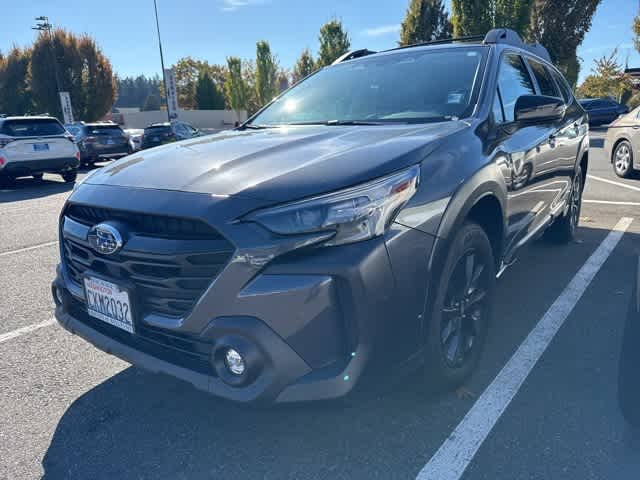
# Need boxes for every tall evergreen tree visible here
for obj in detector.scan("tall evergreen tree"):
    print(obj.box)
[632,13,640,53]
[224,56,247,122]
[316,19,351,68]
[195,71,225,110]
[30,29,115,120]
[0,47,33,115]
[529,0,601,87]
[255,40,278,107]
[451,0,531,37]
[399,0,452,46]
[292,49,316,83]
[451,0,493,37]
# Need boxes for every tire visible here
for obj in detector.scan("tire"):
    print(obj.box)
[32,173,44,181]
[546,165,583,244]
[423,221,496,391]
[61,171,77,183]
[613,140,635,178]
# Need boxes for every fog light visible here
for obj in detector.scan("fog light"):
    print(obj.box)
[54,286,65,306]
[224,348,245,375]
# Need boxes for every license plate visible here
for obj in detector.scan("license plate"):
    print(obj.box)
[84,276,134,333]
[33,143,49,152]
[106,139,115,145]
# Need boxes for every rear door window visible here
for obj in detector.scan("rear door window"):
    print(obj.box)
[1,118,66,137]
[549,69,574,103]
[497,53,536,123]
[527,59,560,98]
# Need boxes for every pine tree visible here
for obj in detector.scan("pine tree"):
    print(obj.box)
[292,49,316,83]
[255,40,278,107]
[399,0,452,46]
[195,72,225,109]
[316,19,350,68]
[450,0,531,37]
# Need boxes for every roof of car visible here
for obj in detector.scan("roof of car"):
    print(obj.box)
[334,28,552,66]
[0,115,58,121]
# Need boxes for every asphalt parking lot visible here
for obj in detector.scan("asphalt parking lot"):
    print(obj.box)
[1,129,640,480]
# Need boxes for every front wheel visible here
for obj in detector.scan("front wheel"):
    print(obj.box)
[423,222,495,391]
[61,171,77,183]
[546,166,583,244]
[613,141,635,178]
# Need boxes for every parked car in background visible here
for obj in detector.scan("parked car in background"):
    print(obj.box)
[124,128,144,152]
[141,121,201,149]
[1,116,79,184]
[578,98,628,126]
[65,122,132,166]
[53,29,588,404]
[604,106,640,178]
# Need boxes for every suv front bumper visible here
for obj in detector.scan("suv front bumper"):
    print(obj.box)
[53,184,434,403]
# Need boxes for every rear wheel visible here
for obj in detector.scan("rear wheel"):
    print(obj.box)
[61,171,77,183]
[613,140,635,178]
[423,222,495,391]
[546,166,583,244]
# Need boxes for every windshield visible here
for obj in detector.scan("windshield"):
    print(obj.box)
[65,125,83,136]
[250,46,487,126]
[1,118,66,137]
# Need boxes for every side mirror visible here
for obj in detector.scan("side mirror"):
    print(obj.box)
[514,95,565,123]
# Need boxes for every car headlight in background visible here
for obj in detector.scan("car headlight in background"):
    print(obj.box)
[244,165,420,246]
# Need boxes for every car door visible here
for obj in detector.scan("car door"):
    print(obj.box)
[525,57,576,214]
[492,52,559,259]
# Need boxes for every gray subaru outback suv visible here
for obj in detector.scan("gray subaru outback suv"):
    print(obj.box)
[53,29,588,403]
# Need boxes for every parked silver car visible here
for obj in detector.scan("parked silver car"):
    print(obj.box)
[604,106,640,178]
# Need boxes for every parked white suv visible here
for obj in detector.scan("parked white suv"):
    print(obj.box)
[0,116,80,185]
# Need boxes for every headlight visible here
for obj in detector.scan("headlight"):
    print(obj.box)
[244,165,420,246]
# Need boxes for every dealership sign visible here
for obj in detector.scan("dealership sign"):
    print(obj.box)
[164,68,179,120]
[59,92,74,124]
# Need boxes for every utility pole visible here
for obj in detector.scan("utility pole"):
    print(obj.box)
[153,0,171,122]
[32,16,63,111]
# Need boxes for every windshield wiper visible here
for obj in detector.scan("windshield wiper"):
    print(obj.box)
[242,124,275,130]
[325,120,387,126]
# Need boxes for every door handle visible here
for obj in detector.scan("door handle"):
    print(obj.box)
[548,134,557,147]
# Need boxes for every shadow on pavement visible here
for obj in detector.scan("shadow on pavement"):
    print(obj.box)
[41,224,640,480]
[0,178,74,203]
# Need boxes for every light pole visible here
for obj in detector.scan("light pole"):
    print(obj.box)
[153,0,171,122]
[32,16,63,114]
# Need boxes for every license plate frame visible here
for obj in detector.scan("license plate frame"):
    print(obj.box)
[83,274,135,334]
[33,143,49,152]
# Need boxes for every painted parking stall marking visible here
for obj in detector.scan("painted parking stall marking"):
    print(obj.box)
[416,216,633,480]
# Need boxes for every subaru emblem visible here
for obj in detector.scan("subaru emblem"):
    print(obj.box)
[88,223,123,255]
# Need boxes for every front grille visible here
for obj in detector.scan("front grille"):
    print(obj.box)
[67,299,215,375]
[62,205,234,318]
[66,204,222,240]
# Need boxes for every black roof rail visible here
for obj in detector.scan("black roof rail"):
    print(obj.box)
[392,34,485,51]
[332,49,377,64]
[483,28,551,62]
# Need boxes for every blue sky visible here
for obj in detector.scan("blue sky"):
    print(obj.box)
[3,0,639,84]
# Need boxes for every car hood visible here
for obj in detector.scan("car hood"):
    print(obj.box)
[85,122,467,203]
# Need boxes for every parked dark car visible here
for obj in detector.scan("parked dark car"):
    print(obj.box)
[65,122,132,166]
[578,98,628,126]
[140,121,201,149]
[53,29,588,404]
[619,257,640,432]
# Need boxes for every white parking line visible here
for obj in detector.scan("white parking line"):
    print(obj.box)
[0,241,58,257]
[416,216,633,480]
[587,174,640,193]
[0,319,56,344]
[584,199,640,206]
